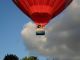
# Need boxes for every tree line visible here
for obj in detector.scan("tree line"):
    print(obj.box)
[3,54,39,60]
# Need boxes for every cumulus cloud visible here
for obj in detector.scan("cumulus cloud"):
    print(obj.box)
[21,0,80,60]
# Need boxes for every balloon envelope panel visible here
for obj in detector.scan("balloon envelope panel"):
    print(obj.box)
[13,0,73,26]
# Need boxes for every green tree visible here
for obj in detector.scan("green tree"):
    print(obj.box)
[22,56,28,60]
[3,54,19,60]
[22,56,38,60]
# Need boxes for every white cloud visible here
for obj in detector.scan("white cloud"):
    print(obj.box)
[21,0,80,60]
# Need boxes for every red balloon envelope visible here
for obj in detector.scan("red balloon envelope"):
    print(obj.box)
[13,0,73,35]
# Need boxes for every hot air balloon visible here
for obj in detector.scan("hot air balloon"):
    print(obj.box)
[12,0,73,35]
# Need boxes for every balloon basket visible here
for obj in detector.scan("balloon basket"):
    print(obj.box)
[36,29,45,35]
[36,25,45,35]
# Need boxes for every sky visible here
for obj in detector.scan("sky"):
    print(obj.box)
[0,0,80,60]
[0,0,31,60]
